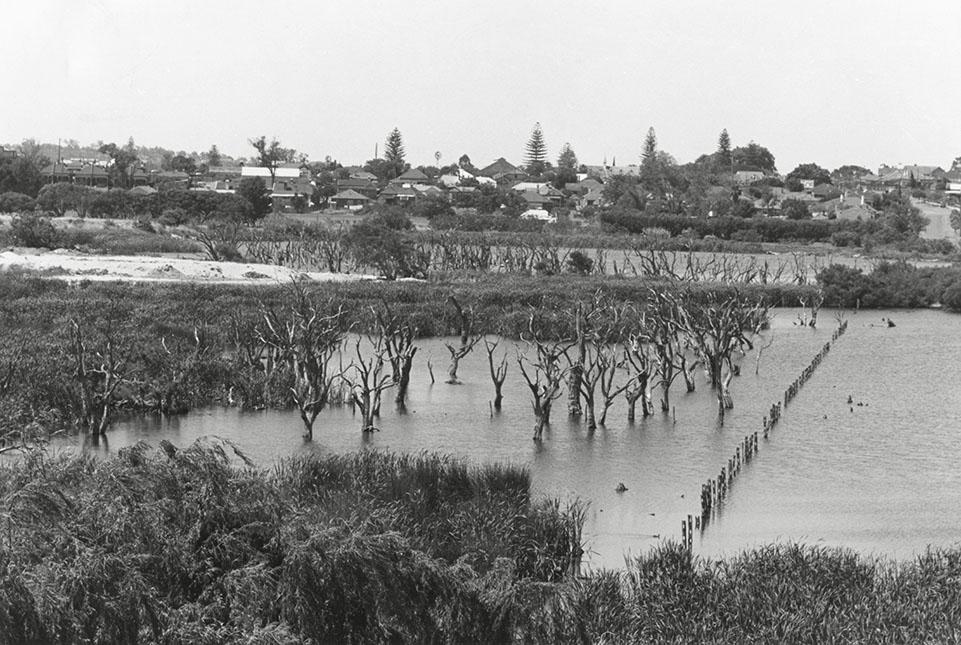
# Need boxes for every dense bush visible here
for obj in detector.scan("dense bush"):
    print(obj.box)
[0,444,582,643]
[600,209,862,243]
[817,261,961,309]
[9,213,60,248]
[0,191,36,213]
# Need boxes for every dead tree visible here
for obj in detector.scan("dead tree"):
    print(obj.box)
[623,334,657,422]
[679,344,701,393]
[754,331,775,375]
[68,319,137,436]
[445,296,480,383]
[590,345,630,429]
[373,302,418,409]
[672,289,768,420]
[342,336,394,432]
[566,293,623,418]
[257,285,346,440]
[517,317,570,441]
[647,289,684,413]
[484,337,509,410]
[150,323,211,415]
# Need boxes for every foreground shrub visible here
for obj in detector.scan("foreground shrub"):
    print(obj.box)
[0,443,583,643]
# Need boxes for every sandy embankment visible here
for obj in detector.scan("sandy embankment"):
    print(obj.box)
[0,249,376,284]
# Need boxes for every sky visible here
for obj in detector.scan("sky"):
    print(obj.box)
[3,1,961,173]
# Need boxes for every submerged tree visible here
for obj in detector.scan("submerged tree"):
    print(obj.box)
[445,296,480,384]
[671,289,768,420]
[623,332,658,422]
[517,341,567,442]
[67,318,139,436]
[373,302,418,409]
[257,285,346,440]
[343,336,394,432]
[484,337,509,410]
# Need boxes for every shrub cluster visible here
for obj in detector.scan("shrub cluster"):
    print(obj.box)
[817,261,961,309]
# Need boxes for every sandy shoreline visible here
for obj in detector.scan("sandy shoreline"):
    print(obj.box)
[0,249,377,284]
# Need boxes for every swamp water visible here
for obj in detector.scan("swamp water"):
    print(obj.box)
[50,308,961,569]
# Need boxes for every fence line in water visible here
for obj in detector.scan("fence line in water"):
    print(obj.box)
[680,319,850,549]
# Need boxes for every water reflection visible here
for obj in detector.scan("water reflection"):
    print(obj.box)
[44,309,961,568]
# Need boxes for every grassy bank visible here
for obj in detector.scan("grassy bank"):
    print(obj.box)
[2,443,960,643]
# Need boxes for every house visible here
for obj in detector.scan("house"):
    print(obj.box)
[564,178,603,195]
[811,183,840,199]
[578,188,606,210]
[40,160,110,187]
[876,165,945,189]
[336,177,379,199]
[329,189,371,210]
[477,157,526,183]
[392,168,430,185]
[511,181,549,193]
[348,169,378,181]
[439,166,475,187]
[151,170,191,187]
[270,177,314,210]
[0,147,18,161]
[241,165,301,180]
[945,169,961,194]
[734,170,765,185]
[129,185,158,196]
[520,190,551,209]
[379,183,418,205]
[414,184,445,199]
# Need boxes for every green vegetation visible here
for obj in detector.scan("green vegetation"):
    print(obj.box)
[817,261,961,309]
[3,443,961,643]
[0,443,581,643]
[0,273,816,441]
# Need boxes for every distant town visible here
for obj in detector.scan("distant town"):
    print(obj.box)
[1,125,959,254]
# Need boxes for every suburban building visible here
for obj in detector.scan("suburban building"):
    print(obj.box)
[392,168,430,185]
[477,158,526,183]
[329,189,371,210]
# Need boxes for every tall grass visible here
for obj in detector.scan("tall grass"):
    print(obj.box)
[3,443,961,642]
[0,442,583,643]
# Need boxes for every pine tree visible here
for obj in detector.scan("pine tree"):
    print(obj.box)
[641,127,657,165]
[717,129,731,157]
[557,143,578,170]
[640,127,660,193]
[525,122,547,175]
[384,128,406,164]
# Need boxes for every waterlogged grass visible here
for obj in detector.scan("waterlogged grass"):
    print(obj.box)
[2,442,961,643]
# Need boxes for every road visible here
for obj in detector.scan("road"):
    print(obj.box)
[913,199,959,242]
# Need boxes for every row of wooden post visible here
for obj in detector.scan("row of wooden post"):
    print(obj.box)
[689,319,850,545]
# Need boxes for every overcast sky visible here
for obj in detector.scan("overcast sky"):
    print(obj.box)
[3,1,960,172]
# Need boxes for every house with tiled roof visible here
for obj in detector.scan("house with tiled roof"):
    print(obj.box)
[330,189,371,210]
[379,183,418,205]
[392,168,430,185]
[520,190,551,209]
[336,177,379,199]
[478,158,526,183]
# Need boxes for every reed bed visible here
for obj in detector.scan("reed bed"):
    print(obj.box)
[2,442,961,643]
